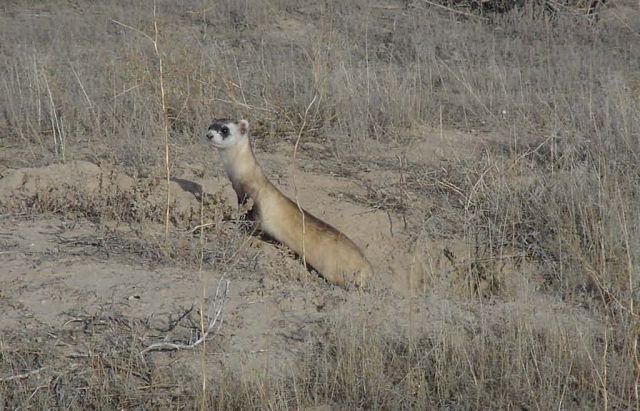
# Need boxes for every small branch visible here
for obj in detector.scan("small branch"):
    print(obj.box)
[188,222,217,234]
[0,366,48,382]
[141,279,229,354]
[155,303,197,333]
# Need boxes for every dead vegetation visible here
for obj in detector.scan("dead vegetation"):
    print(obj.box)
[1,0,639,409]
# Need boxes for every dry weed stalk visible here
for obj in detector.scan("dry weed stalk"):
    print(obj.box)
[198,191,207,410]
[152,2,172,244]
[291,94,318,271]
[0,366,48,382]
[112,0,172,243]
[44,75,66,163]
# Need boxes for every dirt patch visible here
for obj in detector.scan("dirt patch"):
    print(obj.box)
[0,160,233,230]
[0,128,581,384]
[0,137,463,385]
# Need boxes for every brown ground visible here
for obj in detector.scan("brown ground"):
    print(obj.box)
[0,128,455,370]
[0,126,592,387]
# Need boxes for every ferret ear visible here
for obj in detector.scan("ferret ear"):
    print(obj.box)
[239,120,249,136]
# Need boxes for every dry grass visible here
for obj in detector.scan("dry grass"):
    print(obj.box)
[1,0,639,409]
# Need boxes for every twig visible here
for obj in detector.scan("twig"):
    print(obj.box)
[291,94,318,271]
[0,366,48,382]
[511,134,555,168]
[70,65,94,110]
[607,9,640,38]
[198,180,207,410]
[140,278,229,354]
[188,222,217,234]
[465,162,497,212]
[155,303,197,333]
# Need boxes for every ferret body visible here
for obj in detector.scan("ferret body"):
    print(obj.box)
[206,119,372,288]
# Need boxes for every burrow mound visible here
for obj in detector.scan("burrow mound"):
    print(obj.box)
[0,161,230,228]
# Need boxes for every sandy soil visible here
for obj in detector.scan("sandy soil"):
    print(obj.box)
[0,128,593,384]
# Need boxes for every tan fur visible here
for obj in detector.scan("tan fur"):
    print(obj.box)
[207,119,372,288]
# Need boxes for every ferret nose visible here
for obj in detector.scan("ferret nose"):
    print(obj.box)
[206,129,214,140]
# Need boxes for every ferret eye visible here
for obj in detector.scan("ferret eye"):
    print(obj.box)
[221,126,229,134]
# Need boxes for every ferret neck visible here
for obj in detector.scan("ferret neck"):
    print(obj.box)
[219,136,269,199]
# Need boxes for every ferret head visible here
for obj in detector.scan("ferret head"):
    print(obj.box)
[206,119,249,149]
